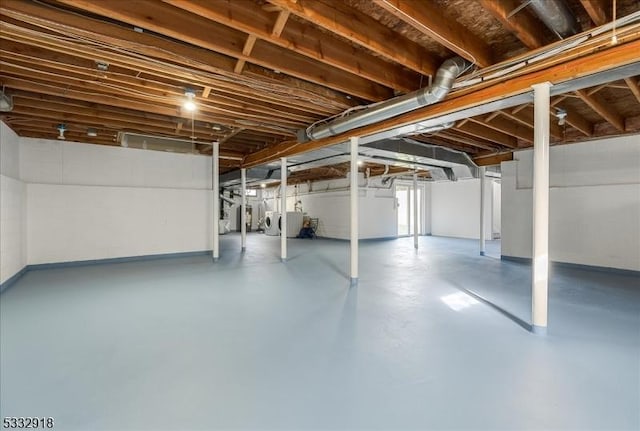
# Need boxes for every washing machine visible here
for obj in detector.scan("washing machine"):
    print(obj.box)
[265,211,280,236]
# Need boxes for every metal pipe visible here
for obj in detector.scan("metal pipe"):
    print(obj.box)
[350,137,359,286]
[480,166,486,256]
[532,82,551,335]
[306,57,471,140]
[280,157,287,262]
[529,0,580,38]
[212,141,219,261]
[241,167,247,252]
[413,171,418,250]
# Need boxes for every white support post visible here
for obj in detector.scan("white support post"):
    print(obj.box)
[241,168,247,252]
[212,141,220,261]
[413,171,418,250]
[280,157,287,262]
[532,82,551,335]
[480,166,486,256]
[350,136,359,286]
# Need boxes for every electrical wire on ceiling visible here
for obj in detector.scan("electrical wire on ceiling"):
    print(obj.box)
[2,8,350,112]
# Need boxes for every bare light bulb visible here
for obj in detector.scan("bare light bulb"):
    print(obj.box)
[183,99,196,112]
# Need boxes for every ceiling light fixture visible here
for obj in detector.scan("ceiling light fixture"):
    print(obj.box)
[556,108,567,126]
[87,128,97,137]
[183,89,197,112]
[56,124,67,140]
[0,86,13,112]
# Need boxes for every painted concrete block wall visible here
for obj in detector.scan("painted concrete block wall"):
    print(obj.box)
[20,138,211,189]
[27,184,211,264]
[1,123,27,285]
[430,178,493,240]
[19,137,214,264]
[263,176,397,240]
[501,135,640,271]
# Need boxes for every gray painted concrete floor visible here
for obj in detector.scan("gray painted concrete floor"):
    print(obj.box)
[1,234,639,431]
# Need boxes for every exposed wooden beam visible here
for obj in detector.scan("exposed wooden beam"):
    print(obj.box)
[625,77,640,104]
[202,86,212,98]
[268,0,438,77]
[372,0,493,67]
[576,89,625,131]
[242,37,640,167]
[54,0,394,101]
[579,0,610,26]
[163,0,420,92]
[498,108,565,139]
[0,1,351,113]
[473,152,514,166]
[478,0,546,49]
[456,122,518,148]
[234,35,257,74]
[271,10,290,37]
[0,1,356,115]
[0,49,317,124]
[478,115,534,142]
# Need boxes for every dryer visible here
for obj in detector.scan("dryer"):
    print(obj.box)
[265,211,280,236]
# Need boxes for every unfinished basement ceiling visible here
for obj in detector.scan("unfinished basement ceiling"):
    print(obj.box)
[0,0,639,180]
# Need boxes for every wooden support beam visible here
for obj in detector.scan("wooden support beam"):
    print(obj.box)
[163,0,420,92]
[267,0,438,77]
[625,77,640,104]
[499,108,564,139]
[473,115,534,143]
[242,37,640,167]
[478,0,546,49]
[0,1,352,113]
[271,10,290,37]
[579,0,610,26]
[202,86,212,98]
[456,122,518,148]
[576,89,625,131]
[473,152,514,166]
[372,0,494,67]
[55,0,394,101]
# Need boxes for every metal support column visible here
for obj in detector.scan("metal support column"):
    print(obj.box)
[280,157,287,262]
[350,136,359,286]
[212,141,219,261]
[532,82,551,335]
[480,166,486,256]
[241,167,247,252]
[413,171,418,250]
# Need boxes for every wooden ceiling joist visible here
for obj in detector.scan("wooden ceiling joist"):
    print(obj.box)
[373,0,494,67]
[163,0,420,93]
[54,0,394,101]
[625,77,640,103]
[478,0,546,49]
[576,89,626,132]
[0,0,353,113]
[267,0,438,77]
[580,0,611,26]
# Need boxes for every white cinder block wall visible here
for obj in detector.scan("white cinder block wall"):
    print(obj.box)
[19,137,213,265]
[430,178,494,240]
[501,135,640,271]
[264,175,397,240]
[0,123,27,285]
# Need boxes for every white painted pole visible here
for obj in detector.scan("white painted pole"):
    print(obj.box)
[212,141,220,261]
[241,167,247,252]
[480,166,486,256]
[413,171,418,249]
[532,82,551,334]
[350,136,359,286]
[280,157,287,262]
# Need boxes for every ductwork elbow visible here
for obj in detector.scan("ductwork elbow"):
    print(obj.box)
[305,56,472,141]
